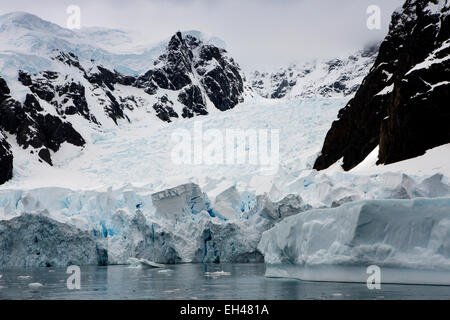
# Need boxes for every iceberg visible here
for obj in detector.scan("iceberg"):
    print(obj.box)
[127,257,165,268]
[258,197,450,285]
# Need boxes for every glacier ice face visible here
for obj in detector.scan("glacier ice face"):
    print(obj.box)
[0,213,107,268]
[151,183,208,219]
[258,197,450,284]
[0,182,274,266]
[211,185,243,220]
[256,194,311,224]
[192,219,264,263]
[1,172,450,268]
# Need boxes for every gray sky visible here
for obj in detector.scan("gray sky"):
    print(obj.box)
[0,0,404,70]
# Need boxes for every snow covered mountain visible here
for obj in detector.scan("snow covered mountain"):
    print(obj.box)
[0,12,251,183]
[249,44,379,99]
[0,3,449,284]
[0,12,227,76]
[314,0,450,171]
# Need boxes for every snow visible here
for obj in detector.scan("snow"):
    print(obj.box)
[353,143,450,176]
[249,45,378,99]
[0,11,449,277]
[258,197,450,285]
[205,271,231,277]
[0,95,449,268]
[1,97,347,191]
[376,84,394,96]
[0,12,229,80]
[406,40,450,76]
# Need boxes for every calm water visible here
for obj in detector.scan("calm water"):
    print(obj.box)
[0,264,449,300]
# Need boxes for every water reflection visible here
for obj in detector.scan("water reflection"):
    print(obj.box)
[0,264,449,300]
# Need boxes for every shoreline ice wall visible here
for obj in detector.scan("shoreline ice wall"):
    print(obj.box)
[258,197,450,285]
[0,171,449,268]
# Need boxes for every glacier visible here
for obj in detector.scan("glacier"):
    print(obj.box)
[0,13,449,278]
[0,96,449,270]
[258,197,450,285]
[1,169,449,269]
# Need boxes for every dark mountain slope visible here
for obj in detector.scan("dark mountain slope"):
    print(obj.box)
[314,0,450,171]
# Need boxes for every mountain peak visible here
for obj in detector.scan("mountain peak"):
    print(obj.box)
[0,11,71,36]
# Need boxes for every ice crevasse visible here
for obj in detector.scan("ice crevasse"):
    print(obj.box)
[258,197,450,285]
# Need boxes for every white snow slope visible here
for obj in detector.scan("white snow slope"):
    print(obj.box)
[0,12,449,281]
[0,96,449,274]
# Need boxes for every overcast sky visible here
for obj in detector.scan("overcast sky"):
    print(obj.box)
[1,0,404,70]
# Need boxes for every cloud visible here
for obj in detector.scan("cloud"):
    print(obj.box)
[0,0,404,70]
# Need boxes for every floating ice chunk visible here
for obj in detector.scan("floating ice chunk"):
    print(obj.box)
[205,271,231,277]
[127,257,165,268]
[157,269,173,273]
[18,276,32,280]
[28,283,43,288]
[258,197,450,285]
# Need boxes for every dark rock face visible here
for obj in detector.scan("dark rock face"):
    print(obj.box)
[19,52,131,126]
[0,32,248,183]
[0,131,13,185]
[153,32,193,90]
[0,75,85,167]
[141,32,245,116]
[0,214,107,268]
[314,0,450,171]
[152,95,178,122]
[198,45,245,111]
[178,84,208,118]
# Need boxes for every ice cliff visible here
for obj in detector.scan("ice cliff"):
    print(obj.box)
[258,197,450,285]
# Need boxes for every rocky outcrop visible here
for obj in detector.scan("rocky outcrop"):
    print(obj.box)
[197,43,245,111]
[152,95,178,122]
[136,32,246,118]
[0,214,107,268]
[18,52,128,125]
[178,84,208,118]
[0,31,249,184]
[0,76,85,167]
[0,131,13,184]
[314,0,450,171]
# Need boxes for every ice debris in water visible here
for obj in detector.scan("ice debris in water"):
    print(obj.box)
[205,271,231,277]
